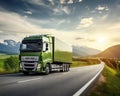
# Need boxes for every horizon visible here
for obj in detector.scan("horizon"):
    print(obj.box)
[0,0,120,51]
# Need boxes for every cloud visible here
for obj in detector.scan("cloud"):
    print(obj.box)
[0,11,39,33]
[53,6,71,15]
[0,30,3,33]
[48,0,55,5]
[0,11,46,41]
[62,6,71,15]
[25,0,54,9]
[60,0,66,4]
[60,0,82,4]
[53,8,62,15]
[79,0,83,2]
[0,10,81,45]
[87,39,96,42]
[91,5,109,14]
[25,0,71,15]
[25,11,32,15]
[112,38,120,42]
[75,37,96,43]
[68,0,73,4]
[107,23,120,31]
[97,5,105,11]
[57,19,67,25]
[101,14,108,20]
[96,5,109,11]
[75,37,84,40]
[26,0,46,6]
[76,17,93,29]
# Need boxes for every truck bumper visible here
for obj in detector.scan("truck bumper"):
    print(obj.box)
[19,62,42,73]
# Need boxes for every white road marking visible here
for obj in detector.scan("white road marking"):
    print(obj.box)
[17,77,43,83]
[73,63,104,96]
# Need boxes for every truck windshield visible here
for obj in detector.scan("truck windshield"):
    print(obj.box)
[20,40,42,52]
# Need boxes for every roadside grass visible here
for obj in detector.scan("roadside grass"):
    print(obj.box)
[0,55,19,74]
[0,56,7,73]
[88,65,120,96]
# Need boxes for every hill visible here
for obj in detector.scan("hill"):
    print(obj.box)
[0,40,20,54]
[73,46,101,57]
[96,44,120,58]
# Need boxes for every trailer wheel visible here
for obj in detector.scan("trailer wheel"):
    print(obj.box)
[67,64,69,72]
[45,64,50,75]
[66,64,68,72]
[65,64,67,72]
[64,64,67,72]
[63,64,65,72]
[60,64,64,72]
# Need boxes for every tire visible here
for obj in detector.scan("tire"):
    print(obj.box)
[66,64,69,72]
[63,64,65,72]
[60,65,63,72]
[49,64,52,73]
[45,64,50,75]
[60,64,64,72]
[64,64,67,72]
[63,64,67,72]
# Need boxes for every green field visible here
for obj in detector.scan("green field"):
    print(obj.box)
[71,61,89,67]
[71,57,100,67]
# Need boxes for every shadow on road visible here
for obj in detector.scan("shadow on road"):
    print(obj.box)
[0,71,64,77]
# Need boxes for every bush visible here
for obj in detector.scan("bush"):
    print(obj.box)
[4,56,19,72]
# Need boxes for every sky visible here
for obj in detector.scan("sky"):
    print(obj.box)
[0,0,120,50]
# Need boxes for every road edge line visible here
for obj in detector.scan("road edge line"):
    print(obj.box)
[73,63,104,96]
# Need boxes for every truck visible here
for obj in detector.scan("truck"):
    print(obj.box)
[19,34,72,74]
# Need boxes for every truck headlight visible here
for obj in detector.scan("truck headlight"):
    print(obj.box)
[19,63,22,69]
[37,64,41,69]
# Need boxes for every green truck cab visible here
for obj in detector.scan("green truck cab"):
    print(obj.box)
[19,34,72,74]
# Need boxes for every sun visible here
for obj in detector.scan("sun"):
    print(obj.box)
[97,37,106,44]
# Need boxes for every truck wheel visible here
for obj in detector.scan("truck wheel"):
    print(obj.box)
[63,64,67,72]
[23,71,29,75]
[45,64,50,75]
[49,64,52,73]
[65,64,69,72]
[62,64,65,72]
[66,64,69,72]
[64,64,67,72]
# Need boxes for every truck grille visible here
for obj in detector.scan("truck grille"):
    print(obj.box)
[25,68,34,71]
[22,62,37,71]
[24,64,34,67]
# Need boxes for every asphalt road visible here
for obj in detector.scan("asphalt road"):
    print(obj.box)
[0,64,104,96]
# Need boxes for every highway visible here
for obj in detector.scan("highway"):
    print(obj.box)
[0,63,104,96]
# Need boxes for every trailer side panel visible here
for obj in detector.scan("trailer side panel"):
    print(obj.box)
[53,37,72,64]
